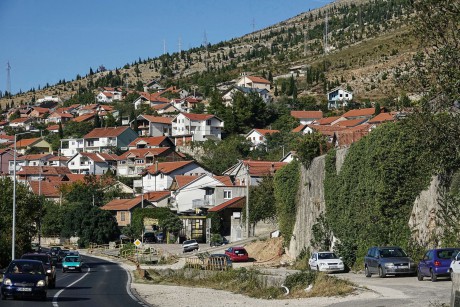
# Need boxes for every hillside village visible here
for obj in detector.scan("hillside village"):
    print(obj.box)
[0,70,403,246]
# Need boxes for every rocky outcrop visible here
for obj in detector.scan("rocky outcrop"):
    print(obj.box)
[408,175,441,247]
[287,148,348,259]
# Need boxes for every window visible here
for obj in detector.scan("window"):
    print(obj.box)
[121,212,126,221]
[135,159,144,164]
[224,190,232,199]
[206,120,211,125]
[259,136,263,140]
[119,161,126,165]
[160,174,164,179]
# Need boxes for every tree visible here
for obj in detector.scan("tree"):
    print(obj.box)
[58,122,64,138]
[94,114,101,128]
[248,176,276,224]
[374,102,381,115]
[159,212,183,243]
[412,0,460,110]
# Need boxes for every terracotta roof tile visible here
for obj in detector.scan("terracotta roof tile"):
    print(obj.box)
[292,124,307,133]
[213,175,233,186]
[174,175,199,188]
[208,197,245,212]
[29,181,64,197]
[118,148,171,159]
[17,166,71,176]
[143,191,170,202]
[84,126,130,138]
[128,136,171,147]
[144,160,195,175]
[313,116,341,125]
[72,113,95,122]
[181,113,215,121]
[333,118,368,127]
[11,137,40,148]
[290,111,323,119]
[252,128,279,135]
[246,76,271,84]
[368,112,396,124]
[139,115,173,124]
[101,196,143,211]
[342,108,376,118]
[242,161,287,176]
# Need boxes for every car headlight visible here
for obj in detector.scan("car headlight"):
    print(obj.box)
[63,265,68,268]
[76,264,81,267]
[338,261,343,265]
[46,269,51,274]
[3,278,12,286]
[36,280,46,287]
[385,263,394,268]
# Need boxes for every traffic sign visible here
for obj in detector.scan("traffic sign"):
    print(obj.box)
[134,239,142,247]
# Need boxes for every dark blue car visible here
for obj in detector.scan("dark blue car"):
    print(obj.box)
[1,259,48,301]
[417,248,460,282]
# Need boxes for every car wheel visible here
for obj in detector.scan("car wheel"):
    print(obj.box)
[378,266,386,278]
[417,269,424,281]
[365,266,372,277]
[1,293,5,300]
[430,269,437,282]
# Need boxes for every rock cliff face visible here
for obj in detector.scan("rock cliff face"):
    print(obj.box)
[287,148,348,259]
[287,149,442,260]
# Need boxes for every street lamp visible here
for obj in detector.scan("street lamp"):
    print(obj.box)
[12,131,32,260]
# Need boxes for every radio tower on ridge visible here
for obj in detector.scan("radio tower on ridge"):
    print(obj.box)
[6,61,11,95]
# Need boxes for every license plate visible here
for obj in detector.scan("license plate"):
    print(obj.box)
[17,287,32,292]
[398,266,408,269]
[329,266,337,268]
[69,267,75,270]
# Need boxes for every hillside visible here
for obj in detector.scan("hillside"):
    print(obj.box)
[0,0,416,109]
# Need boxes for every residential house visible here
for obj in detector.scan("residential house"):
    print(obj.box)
[14,153,54,168]
[223,160,288,186]
[341,107,377,120]
[46,124,60,134]
[83,126,138,153]
[245,128,279,150]
[208,196,245,242]
[101,196,153,227]
[67,152,114,175]
[55,104,80,115]
[290,111,323,125]
[0,149,14,174]
[9,117,34,131]
[169,174,233,213]
[334,118,369,128]
[138,160,211,192]
[143,79,164,92]
[71,113,95,123]
[222,86,271,107]
[48,156,69,167]
[367,112,396,128]
[236,74,271,91]
[117,147,184,177]
[171,113,224,143]
[292,124,309,135]
[96,88,123,103]
[172,97,203,113]
[334,124,371,147]
[127,136,175,150]
[280,151,297,163]
[152,103,179,115]
[37,95,62,104]
[312,116,342,126]
[10,137,53,155]
[45,112,73,124]
[135,115,173,137]
[133,92,170,110]
[327,87,353,109]
[60,138,85,157]
[29,181,65,204]
[15,166,71,183]
[78,104,99,116]
[142,191,171,208]
[29,107,51,121]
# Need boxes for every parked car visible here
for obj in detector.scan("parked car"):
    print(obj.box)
[182,239,199,253]
[450,251,460,278]
[309,251,345,273]
[156,233,165,243]
[225,247,249,262]
[21,253,56,288]
[143,232,157,243]
[62,255,83,273]
[204,254,233,270]
[1,259,48,301]
[49,246,62,263]
[364,246,417,278]
[58,249,70,262]
[209,236,229,247]
[418,248,460,282]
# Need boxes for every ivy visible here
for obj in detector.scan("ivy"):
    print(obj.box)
[274,160,300,246]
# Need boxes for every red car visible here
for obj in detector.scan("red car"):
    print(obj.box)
[225,247,249,262]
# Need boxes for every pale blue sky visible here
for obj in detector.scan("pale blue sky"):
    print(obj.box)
[0,0,332,95]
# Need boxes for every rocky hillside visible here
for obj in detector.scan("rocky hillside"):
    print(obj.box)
[0,0,416,109]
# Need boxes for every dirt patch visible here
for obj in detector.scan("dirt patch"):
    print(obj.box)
[244,237,285,266]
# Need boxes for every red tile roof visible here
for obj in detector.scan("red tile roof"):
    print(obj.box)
[342,108,376,118]
[291,111,323,119]
[17,154,51,161]
[46,125,60,131]
[139,115,173,124]
[307,125,347,136]
[118,148,171,159]
[139,92,170,103]
[214,175,233,186]
[144,160,195,175]
[101,196,143,211]
[49,156,69,161]
[29,181,64,197]
[128,136,171,147]
[313,116,341,125]
[292,124,308,133]
[17,166,71,176]
[181,113,215,121]
[11,137,41,148]
[10,117,30,123]
[143,191,170,202]
[334,118,368,128]
[368,112,395,124]
[79,152,105,162]
[72,113,95,122]
[174,175,200,188]
[252,128,279,136]
[246,76,270,84]
[84,126,131,138]
[242,161,288,176]
[208,197,245,212]
[50,112,73,118]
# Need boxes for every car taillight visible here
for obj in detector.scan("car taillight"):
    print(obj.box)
[434,260,441,267]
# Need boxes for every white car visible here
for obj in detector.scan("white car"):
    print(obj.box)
[450,251,460,277]
[309,251,345,273]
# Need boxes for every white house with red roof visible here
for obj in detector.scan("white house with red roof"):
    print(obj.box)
[137,160,211,192]
[290,111,323,125]
[236,74,271,91]
[327,87,353,109]
[117,147,184,177]
[133,92,170,110]
[169,174,235,213]
[135,114,173,137]
[9,117,34,130]
[46,112,74,124]
[223,160,288,186]
[341,107,377,120]
[67,152,113,175]
[171,112,224,142]
[83,126,138,153]
[245,128,280,150]
[60,138,85,157]
[96,88,123,103]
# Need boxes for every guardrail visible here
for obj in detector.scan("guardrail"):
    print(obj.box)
[88,243,160,265]
[185,255,230,271]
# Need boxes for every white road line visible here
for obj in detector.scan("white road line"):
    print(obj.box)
[52,266,91,307]
[124,266,148,307]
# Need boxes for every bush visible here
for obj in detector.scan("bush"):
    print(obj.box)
[284,271,318,291]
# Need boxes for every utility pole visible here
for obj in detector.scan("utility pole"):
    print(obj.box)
[178,36,182,54]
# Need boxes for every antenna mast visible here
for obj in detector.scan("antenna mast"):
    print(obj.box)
[163,39,166,55]
[6,61,11,95]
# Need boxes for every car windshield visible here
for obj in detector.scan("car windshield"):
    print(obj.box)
[21,255,50,265]
[318,253,338,259]
[379,248,407,258]
[64,257,79,262]
[7,262,44,275]
[183,240,197,245]
[438,249,459,259]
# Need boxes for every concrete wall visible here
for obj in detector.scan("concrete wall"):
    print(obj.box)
[451,273,460,307]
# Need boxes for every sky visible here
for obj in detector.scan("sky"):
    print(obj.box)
[0,0,332,95]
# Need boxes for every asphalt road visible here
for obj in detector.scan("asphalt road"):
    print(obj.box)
[0,254,148,307]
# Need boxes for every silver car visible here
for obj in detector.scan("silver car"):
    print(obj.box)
[364,246,417,278]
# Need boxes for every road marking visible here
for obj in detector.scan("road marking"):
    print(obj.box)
[124,266,148,306]
[52,266,91,307]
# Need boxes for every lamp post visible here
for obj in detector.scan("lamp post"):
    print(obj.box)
[12,131,31,260]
